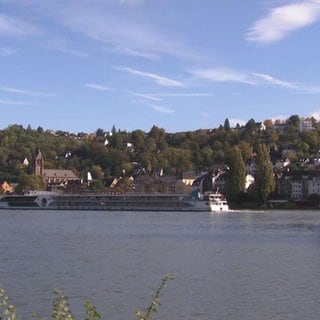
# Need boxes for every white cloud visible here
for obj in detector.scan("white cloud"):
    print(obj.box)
[297,85,320,94]
[0,1,200,61]
[193,68,255,85]
[247,1,320,44]
[55,3,185,60]
[193,67,310,91]
[85,83,113,91]
[252,73,320,94]
[131,92,212,102]
[0,86,54,96]
[310,111,320,120]
[118,0,145,5]
[150,104,174,114]
[229,118,247,127]
[252,73,297,89]
[131,93,162,101]
[117,46,158,59]
[0,14,40,36]
[118,67,184,87]
[0,99,34,106]
[152,93,213,97]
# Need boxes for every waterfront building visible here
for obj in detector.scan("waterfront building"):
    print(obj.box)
[277,171,320,200]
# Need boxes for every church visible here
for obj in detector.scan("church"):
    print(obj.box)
[34,148,80,189]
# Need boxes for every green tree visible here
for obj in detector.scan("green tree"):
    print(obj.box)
[253,144,276,204]
[200,146,213,169]
[238,140,253,160]
[95,128,105,137]
[224,118,231,131]
[15,174,46,194]
[148,125,166,141]
[131,130,146,151]
[241,118,259,147]
[245,118,257,134]
[89,180,105,194]
[287,115,300,128]
[90,165,105,180]
[226,145,246,201]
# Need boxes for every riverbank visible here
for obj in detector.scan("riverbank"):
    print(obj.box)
[230,199,320,210]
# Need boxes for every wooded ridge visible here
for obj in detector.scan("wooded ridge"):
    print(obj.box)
[1,115,319,205]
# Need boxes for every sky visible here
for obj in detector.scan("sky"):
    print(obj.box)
[1,0,320,134]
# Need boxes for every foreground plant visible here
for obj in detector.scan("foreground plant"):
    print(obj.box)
[135,274,174,320]
[0,287,21,320]
[0,274,173,320]
[51,289,74,320]
[83,301,102,320]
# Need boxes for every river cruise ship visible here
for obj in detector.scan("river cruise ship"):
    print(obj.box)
[0,193,229,211]
[0,190,229,212]
[0,169,231,212]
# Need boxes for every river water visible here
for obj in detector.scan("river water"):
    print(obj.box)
[0,209,320,320]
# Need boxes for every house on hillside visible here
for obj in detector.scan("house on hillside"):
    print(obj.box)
[299,118,313,132]
[277,171,320,200]
[22,157,29,166]
[34,148,80,190]
[275,158,291,170]
[0,181,14,194]
[182,171,196,186]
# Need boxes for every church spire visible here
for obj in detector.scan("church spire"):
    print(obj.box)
[34,148,43,176]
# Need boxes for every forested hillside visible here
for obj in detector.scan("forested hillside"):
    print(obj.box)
[1,115,319,184]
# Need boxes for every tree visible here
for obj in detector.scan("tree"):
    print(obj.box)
[37,126,44,134]
[95,128,105,137]
[238,140,253,160]
[131,130,146,151]
[245,118,257,134]
[241,119,259,146]
[226,145,246,201]
[111,125,117,135]
[148,125,166,140]
[253,144,276,204]
[263,119,273,129]
[15,174,46,194]
[89,180,105,193]
[287,115,300,128]
[224,118,231,131]
[200,146,213,168]
[90,165,105,180]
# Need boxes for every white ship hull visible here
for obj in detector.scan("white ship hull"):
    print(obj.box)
[202,192,229,212]
[209,202,229,212]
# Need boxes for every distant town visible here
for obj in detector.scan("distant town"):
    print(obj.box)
[1,115,320,208]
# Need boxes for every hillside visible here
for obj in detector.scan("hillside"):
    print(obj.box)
[1,115,320,205]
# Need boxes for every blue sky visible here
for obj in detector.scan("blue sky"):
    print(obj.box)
[1,0,320,133]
